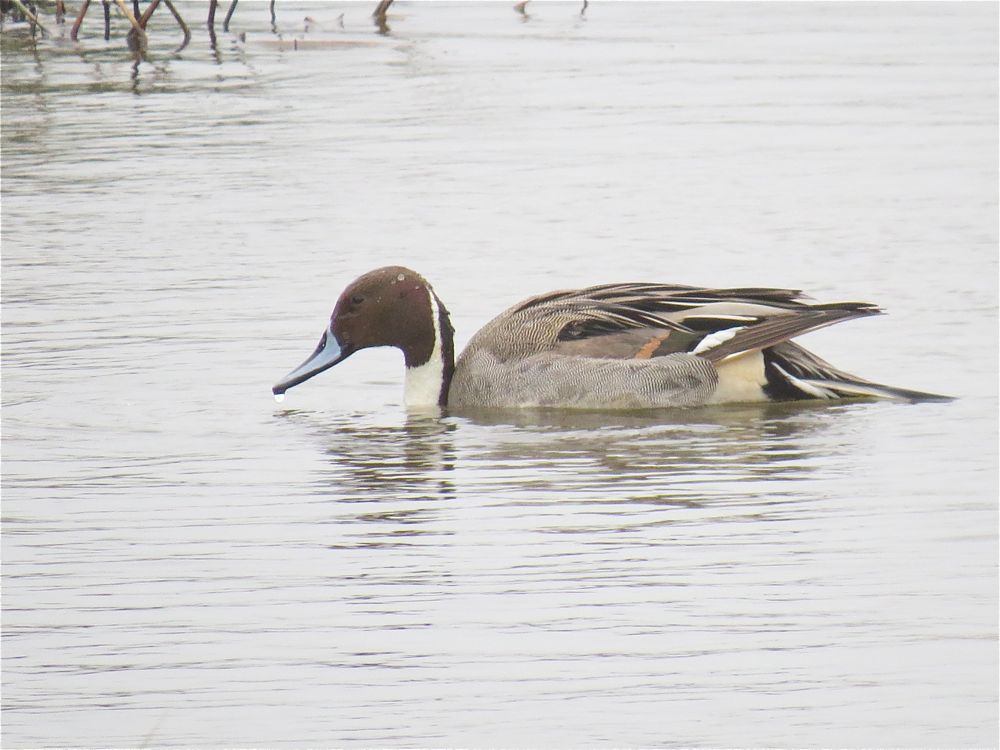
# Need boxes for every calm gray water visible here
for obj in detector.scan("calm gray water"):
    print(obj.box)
[2,2,997,747]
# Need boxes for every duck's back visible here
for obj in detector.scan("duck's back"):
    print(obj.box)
[448,284,723,409]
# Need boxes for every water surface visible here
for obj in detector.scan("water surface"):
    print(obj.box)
[2,2,997,747]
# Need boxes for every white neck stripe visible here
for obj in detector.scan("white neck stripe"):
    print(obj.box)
[403,291,445,408]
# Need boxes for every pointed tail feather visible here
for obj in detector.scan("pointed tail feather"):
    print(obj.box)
[765,342,954,403]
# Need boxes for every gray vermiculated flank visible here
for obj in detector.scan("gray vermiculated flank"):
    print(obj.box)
[448,297,720,408]
[449,349,718,408]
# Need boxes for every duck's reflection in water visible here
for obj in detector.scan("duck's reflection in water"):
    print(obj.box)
[449,400,867,514]
[279,398,871,541]
[278,409,458,544]
[300,402,864,502]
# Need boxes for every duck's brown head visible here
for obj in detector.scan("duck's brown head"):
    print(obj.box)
[272,266,454,405]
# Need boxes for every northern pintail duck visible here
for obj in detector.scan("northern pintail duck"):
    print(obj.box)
[273,266,951,409]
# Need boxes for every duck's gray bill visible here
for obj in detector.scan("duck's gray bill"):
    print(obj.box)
[273,326,346,395]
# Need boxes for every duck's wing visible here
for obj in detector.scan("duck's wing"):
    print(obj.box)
[509,282,806,316]
[456,284,952,407]
[522,284,876,363]
[689,302,881,363]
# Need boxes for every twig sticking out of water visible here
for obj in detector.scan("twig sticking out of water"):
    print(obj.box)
[138,0,160,27]
[138,0,190,51]
[223,0,237,31]
[204,0,239,30]
[162,0,190,49]
[68,0,117,42]
[113,0,143,34]
[70,0,88,40]
[9,0,50,35]
[113,0,147,52]
[373,0,392,34]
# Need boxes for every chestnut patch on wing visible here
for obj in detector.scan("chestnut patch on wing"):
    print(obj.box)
[633,332,672,359]
[554,328,681,360]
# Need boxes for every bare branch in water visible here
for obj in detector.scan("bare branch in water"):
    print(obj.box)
[113,0,144,34]
[70,0,90,40]
[10,0,51,35]
[113,0,147,53]
[138,0,190,51]
[163,0,190,50]
[223,0,237,32]
[138,0,161,27]
[373,0,392,34]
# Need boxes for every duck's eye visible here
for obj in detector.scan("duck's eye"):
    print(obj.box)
[351,294,365,306]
